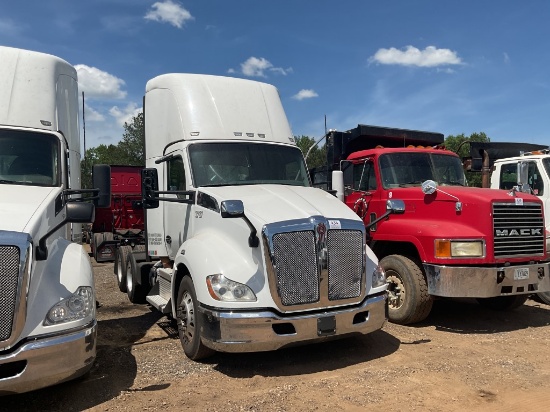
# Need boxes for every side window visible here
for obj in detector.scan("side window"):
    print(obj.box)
[167,156,186,198]
[528,162,544,196]
[499,163,517,190]
[353,161,377,191]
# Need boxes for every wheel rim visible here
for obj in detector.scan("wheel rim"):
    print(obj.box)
[177,290,196,345]
[126,259,133,292]
[386,271,405,310]
[117,255,123,284]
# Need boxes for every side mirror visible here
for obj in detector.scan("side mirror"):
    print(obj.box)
[142,168,160,209]
[220,200,245,218]
[36,202,96,261]
[66,202,95,223]
[92,164,111,208]
[220,200,258,247]
[421,179,437,195]
[365,199,406,231]
[516,161,531,193]
[386,199,405,214]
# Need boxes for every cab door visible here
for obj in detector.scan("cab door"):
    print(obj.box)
[163,151,193,259]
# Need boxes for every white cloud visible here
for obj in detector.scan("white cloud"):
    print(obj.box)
[82,102,105,122]
[238,57,291,77]
[370,46,462,67]
[503,52,510,64]
[75,65,127,100]
[109,103,142,127]
[292,89,319,100]
[144,0,194,29]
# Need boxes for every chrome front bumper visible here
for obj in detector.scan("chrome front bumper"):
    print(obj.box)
[424,262,550,297]
[0,322,97,395]
[198,293,387,353]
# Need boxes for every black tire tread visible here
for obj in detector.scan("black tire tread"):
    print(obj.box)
[381,254,433,325]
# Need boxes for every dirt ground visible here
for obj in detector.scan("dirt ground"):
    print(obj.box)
[2,252,550,412]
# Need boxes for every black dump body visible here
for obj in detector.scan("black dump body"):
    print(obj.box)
[326,124,444,171]
[310,124,444,189]
[468,142,549,171]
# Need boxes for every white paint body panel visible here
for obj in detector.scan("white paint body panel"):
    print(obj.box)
[0,47,94,394]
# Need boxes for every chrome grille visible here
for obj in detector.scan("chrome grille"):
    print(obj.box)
[268,220,365,308]
[0,246,20,342]
[493,202,545,257]
[327,230,363,300]
[272,231,319,306]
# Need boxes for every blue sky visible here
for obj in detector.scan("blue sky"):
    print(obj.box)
[2,1,550,151]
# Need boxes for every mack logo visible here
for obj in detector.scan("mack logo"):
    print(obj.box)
[495,228,542,237]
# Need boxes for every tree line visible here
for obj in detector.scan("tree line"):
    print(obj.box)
[81,111,489,188]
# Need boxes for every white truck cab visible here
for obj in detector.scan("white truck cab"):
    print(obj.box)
[0,46,109,394]
[127,73,391,360]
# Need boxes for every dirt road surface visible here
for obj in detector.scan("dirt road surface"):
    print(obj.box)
[2,254,550,412]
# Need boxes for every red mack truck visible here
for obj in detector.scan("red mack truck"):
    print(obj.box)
[310,124,550,324]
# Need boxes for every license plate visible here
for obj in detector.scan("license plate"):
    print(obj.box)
[514,268,529,280]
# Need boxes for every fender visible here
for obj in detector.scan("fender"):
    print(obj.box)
[171,232,275,313]
[373,218,486,263]
[23,237,95,338]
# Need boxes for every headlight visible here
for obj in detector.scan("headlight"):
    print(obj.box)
[44,286,95,325]
[372,264,387,288]
[206,274,257,302]
[435,240,484,258]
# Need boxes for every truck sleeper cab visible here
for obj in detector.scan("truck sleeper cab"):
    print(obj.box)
[125,74,389,360]
[0,46,109,394]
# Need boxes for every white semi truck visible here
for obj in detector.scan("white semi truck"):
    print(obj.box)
[0,46,109,394]
[121,73,395,360]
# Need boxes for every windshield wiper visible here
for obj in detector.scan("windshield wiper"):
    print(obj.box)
[0,179,18,184]
[398,181,423,187]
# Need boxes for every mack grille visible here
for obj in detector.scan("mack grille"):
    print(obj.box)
[493,202,545,257]
[270,229,363,306]
[0,246,20,342]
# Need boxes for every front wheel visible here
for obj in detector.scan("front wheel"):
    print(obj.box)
[476,295,529,310]
[381,254,433,325]
[176,277,214,360]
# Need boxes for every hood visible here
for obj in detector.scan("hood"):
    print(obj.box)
[0,185,57,233]
[388,185,542,206]
[202,185,360,225]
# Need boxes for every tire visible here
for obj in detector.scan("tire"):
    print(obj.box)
[381,254,433,325]
[536,291,550,305]
[176,277,214,360]
[126,253,149,304]
[115,246,132,293]
[476,295,529,310]
[93,233,103,262]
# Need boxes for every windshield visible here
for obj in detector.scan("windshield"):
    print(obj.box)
[188,142,310,188]
[0,129,60,187]
[379,152,466,189]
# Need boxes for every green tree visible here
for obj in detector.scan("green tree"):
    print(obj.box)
[81,112,145,188]
[295,135,326,169]
[444,132,490,187]
[118,111,145,165]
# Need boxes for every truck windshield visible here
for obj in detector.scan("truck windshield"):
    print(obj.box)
[379,152,466,189]
[189,142,310,188]
[0,129,60,187]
